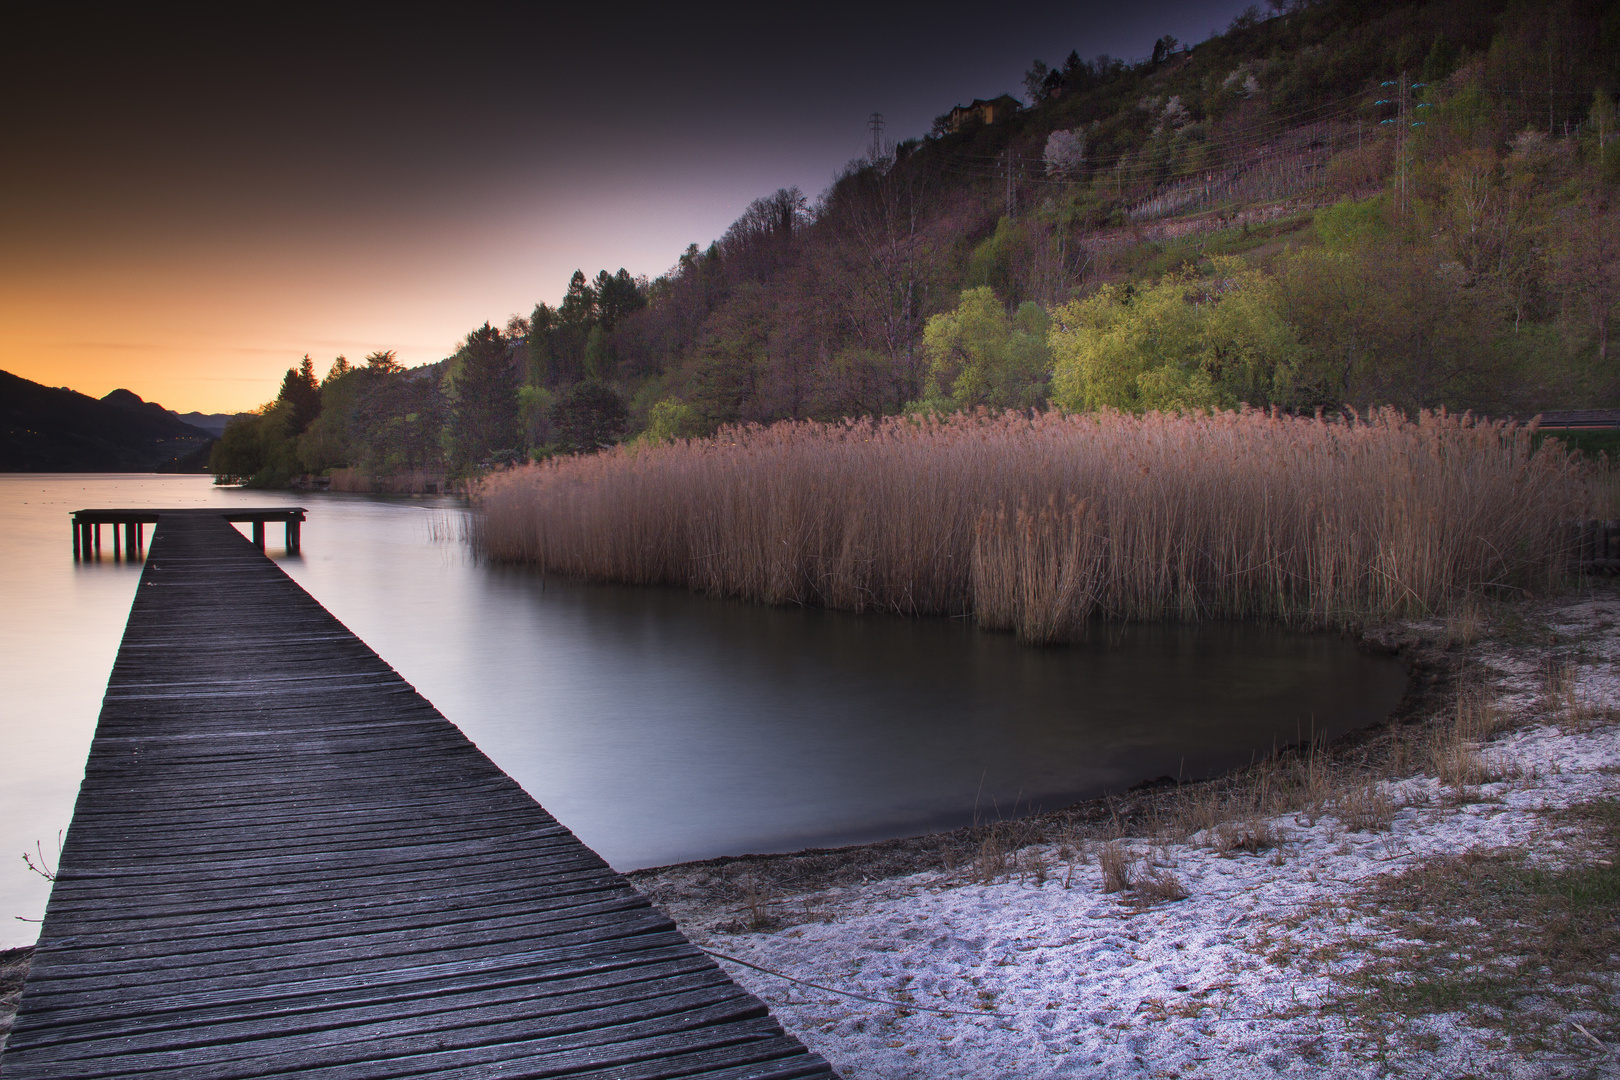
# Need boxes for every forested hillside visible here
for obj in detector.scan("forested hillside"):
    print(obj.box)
[216,0,1620,486]
[1,372,215,471]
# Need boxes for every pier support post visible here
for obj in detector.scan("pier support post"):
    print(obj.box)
[252,520,265,550]
[113,524,121,559]
[285,519,300,554]
[123,522,135,557]
[93,524,101,554]
[72,519,80,559]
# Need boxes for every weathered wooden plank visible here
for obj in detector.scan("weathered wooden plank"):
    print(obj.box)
[29,872,635,944]
[36,855,621,919]
[2,510,836,1080]
[29,975,752,1064]
[16,936,702,1023]
[14,954,723,1050]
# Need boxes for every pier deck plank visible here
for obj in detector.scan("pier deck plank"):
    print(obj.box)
[3,510,835,1080]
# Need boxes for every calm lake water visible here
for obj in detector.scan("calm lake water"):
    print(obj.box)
[0,474,1408,947]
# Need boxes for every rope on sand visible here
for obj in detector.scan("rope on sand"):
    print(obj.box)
[701,948,1004,1018]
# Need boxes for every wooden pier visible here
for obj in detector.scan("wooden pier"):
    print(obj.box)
[71,508,305,560]
[4,509,835,1079]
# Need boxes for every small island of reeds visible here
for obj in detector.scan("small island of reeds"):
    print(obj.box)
[473,408,1607,643]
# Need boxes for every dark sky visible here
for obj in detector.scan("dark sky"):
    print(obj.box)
[1,2,1261,410]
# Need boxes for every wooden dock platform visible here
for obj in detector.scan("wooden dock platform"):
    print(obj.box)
[2,509,836,1079]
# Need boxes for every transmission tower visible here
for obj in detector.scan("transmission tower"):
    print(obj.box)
[868,112,885,159]
[1376,72,1428,217]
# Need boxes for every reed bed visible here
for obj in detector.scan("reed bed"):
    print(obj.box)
[473,408,1597,642]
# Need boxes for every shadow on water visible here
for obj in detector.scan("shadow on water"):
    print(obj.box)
[460,566,1408,869]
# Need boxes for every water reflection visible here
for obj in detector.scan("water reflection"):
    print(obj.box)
[0,474,1407,946]
[446,571,1407,867]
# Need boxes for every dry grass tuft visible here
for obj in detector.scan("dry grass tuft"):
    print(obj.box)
[1430,736,1486,790]
[1132,867,1190,906]
[1097,841,1134,893]
[1544,660,1604,731]
[1426,684,1516,792]
[965,819,1049,885]
[1454,686,1509,742]
[729,871,781,932]
[1093,839,1188,904]
[1336,783,1397,832]
[1213,818,1280,855]
[972,834,1011,884]
[474,408,1594,636]
[1443,597,1484,645]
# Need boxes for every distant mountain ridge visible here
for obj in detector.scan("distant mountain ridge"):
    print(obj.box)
[1,370,218,472]
[172,411,232,436]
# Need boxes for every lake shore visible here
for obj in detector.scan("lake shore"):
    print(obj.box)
[631,583,1620,1079]
[4,583,1616,1075]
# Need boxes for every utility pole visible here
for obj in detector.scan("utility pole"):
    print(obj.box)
[868,112,885,160]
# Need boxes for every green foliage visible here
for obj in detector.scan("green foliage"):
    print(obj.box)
[276,356,322,435]
[296,367,360,472]
[211,404,297,486]
[583,325,614,382]
[289,359,449,476]
[550,381,628,454]
[640,398,700,444]
[364,349,402,375]
[1274,243,1513,412]
[918,287,1050,412]
[594,268,646,331]
[447,322,520,469]
[517,384,554,450]
[1048,258,1302,413]
[1313,195,1389,252]
[965,218,1022,299]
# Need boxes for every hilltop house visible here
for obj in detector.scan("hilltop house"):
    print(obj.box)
[947,95,1021,132]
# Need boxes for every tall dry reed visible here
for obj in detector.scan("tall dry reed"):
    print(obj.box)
[473,409,1596,641]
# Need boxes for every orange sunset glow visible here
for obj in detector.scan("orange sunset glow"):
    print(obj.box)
[2,3,1255,415]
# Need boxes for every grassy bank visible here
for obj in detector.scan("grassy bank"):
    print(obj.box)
[475,408,1603,641]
